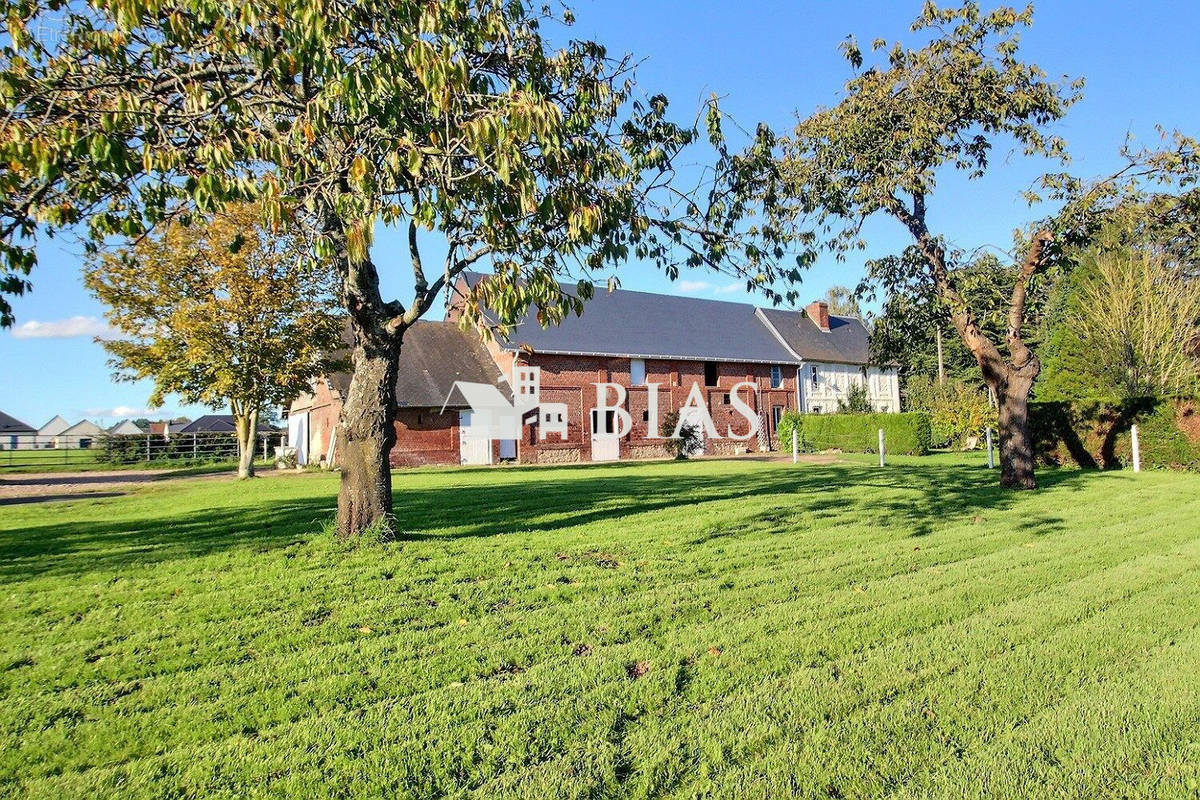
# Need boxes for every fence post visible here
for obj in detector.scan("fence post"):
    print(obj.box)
[193,433,198,460]
[1131,424,1141,473]
[792,428,798,464]
[878,428,886,467]
[986,427,995,469]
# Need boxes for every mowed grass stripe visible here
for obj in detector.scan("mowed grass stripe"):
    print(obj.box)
[4,470,1195,782]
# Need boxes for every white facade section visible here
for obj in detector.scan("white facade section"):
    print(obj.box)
[799,362,900,414]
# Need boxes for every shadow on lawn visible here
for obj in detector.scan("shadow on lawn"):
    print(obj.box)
[0,460,1093,580]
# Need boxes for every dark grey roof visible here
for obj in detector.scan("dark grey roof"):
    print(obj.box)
[395,320,511,409]
[461,272,801,365]
[178,415,273,433]
[0,410,35,433]
[757,308,871,365]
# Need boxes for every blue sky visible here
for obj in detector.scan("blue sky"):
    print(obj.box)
[2,0,1197,428]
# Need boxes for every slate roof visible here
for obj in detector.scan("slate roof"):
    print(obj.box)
[757,308,872,365]
[395,320,511,409]
[0,411,35,434]
[460,272,802,365]
[177,415,273,433]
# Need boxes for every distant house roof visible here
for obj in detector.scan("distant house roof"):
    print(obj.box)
[396,320,512,409]
[0,411,35,434]
[178,415,274,433]
[108,420,146,435]
[757,308,873,365]
[61,419,105,437]
[460,272,801,365]
[38,415,71,436]
[149,421,189,435]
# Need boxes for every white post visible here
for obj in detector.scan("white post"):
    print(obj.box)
[878,428,885,467]
[986,427,995,469]
[1131,424,1141,473]
[792,427,798,464]
[146,434,151,461]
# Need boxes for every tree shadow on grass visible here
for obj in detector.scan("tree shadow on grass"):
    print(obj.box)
[0,460,1094,581]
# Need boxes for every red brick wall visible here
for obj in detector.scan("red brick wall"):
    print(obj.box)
[516,353,797,464]
[391,409,461,467]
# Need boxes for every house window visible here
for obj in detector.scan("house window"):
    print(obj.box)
[811,367,819,388]
[630,358,646,387]
[642,410,650,422]
[772,405,784,432]
[722,393,730,405]
[704,361,718,386]
[770,365,783,389]
[811,405,822,414]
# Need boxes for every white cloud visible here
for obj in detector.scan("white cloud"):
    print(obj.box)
[11,315,117,340]
[714,282,745,295]
[678,280,711,293]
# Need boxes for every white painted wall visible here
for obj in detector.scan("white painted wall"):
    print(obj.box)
[799,362,900,414]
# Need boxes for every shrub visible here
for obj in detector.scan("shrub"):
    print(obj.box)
[906,375,997,449]
[1030,396,1200,471]
[660,410,702,460]
[836,381,874,414]
[777,411,803,453]
[784,411,931,455]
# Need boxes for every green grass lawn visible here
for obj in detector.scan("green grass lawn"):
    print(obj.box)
[1,455,1198,798]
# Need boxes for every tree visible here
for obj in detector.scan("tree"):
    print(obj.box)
[836,381,873,414]
[867,247,1050,407]
[1,0,796,537]
[660,411,702,459]
[1040,243,1200,399]
[777,2,1083,488]
[822,285,865,319]
[84,204,343,478]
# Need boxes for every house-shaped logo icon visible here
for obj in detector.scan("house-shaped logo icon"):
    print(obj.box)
[442,365,568,441]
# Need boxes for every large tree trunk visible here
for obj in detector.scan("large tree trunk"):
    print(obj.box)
[234,407,258,479]
[335,328,401,539]
[987,362,1039,489]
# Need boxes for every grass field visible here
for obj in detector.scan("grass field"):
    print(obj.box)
[1,455,1198,798]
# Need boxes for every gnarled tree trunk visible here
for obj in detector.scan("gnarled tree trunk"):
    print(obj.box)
[336,329,401,538]
[983,358,1039,490]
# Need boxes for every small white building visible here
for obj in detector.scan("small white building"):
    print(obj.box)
[59,419,105,449]
[758,301,901,414]
[108,419,145,435]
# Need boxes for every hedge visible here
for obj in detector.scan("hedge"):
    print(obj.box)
[1030,397,1200,471]
[95,432,285,464]
[777,411,931,456]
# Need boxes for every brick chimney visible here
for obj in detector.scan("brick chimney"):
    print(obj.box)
[806,300,831,332]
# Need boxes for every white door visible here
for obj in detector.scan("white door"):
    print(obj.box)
[459,412,492,465]
[590,409,620,461]
[287,412,309,465]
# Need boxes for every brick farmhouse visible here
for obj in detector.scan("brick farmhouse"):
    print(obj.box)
[287,273,900,467]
